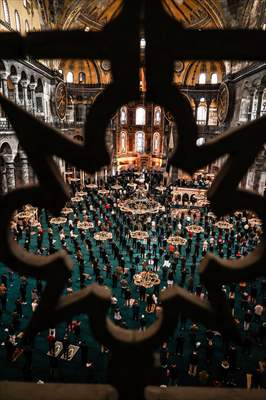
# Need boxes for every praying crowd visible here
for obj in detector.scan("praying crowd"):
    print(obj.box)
[0,170,266,387]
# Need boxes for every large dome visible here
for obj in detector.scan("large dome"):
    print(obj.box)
[42,0,224,30]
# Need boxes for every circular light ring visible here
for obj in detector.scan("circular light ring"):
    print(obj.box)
[133,271,160,288]
[94,231,113,241]
[50,217,67,225]
[186,225,204,234]
[167,235,187,245]
[130,230,149,240]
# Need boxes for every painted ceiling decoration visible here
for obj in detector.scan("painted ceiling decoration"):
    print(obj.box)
[39,0,225,30]
[53,0,226,86]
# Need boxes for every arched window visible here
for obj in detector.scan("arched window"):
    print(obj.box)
[120,131,127,154]
[66,71,74,83]
[153,132,160,153]
[208,106,218,126]
[120,106,127,125]
[199,73,206,84]
[2,0,10,24]
[135,131,145,153]
[239,95,251,122]
[25,20,30,33]
[78,72,86,84]
[211,73,218,84]
[154,106,161,125]
[140,38,146,49]
[7,77,15,101]
[15,10,21,32]
[136,106,146,125]
[35,78,44,113]
[18,82,23,103]
[197,98,207,125]
[207,99,218,126]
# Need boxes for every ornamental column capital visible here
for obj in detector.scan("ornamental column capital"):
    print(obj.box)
[10,75,20,85]
[18,150,28,160]
[0,71,8,80]
[28,83,37,91]
[3,154,14,164]
[20,79,29,88]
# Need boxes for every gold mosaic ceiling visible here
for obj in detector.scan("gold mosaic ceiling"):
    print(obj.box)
[56,0,224,30]
[56,1,225,86]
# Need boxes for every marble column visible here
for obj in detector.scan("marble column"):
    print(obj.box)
[256,89,264,119]
[247,91,254,122]
[0,71,8,97]
[0,166,8,194]
[206,101,210,126]
[10,76,20,104]
[4,156,15,191]
[194,101,199,124]
[67,104,75,123]
[20,79,29,110]
[19,151,29,184]
[29,83,37,114]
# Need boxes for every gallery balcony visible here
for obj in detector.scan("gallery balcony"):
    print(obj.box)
[0,117,13,133]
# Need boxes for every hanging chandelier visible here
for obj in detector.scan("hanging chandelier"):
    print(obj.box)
[118,190,164,215]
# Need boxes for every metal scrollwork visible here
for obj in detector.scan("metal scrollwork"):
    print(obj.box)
[0,0,266,399]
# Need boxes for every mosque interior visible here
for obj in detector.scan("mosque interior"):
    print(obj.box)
[0,0,266,397]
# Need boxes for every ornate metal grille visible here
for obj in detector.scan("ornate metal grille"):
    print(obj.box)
[0,1,266,399]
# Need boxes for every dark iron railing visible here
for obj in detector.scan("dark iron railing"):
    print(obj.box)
[0,1,266,399]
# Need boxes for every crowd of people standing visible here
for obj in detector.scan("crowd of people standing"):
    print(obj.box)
[0,170,266,387]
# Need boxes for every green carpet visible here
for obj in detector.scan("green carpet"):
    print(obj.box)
[0,188,266,387]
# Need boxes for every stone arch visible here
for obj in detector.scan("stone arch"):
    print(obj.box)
[59,59,111,85]
[18,81,23,103]
[73,134,84,142]
[261,75,266,86]
[0,60,6,72]
[21,70,27,81]
[0,154,7,194]
[14,152,23,187]
[239,88,252,123]
[7,76,15,100]
[0,142,13,193]
[36,78,44,113]
[135,131,145,153]
[10,65,17,76]
[208,98,218,126]
[183,61,225,86]
[36,78,43,92]
[0,142,12,155]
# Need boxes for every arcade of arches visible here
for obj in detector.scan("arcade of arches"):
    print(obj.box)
[0,0,266,390]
